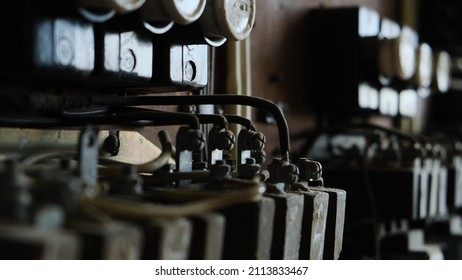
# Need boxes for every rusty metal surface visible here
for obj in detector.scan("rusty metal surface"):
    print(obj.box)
[290,189,329,260]
[0,223,79,260]
[311,187,347,260]
[143,218,193,260]
[189,213,226,260]
[70,221,143,260]
[265,192,304,260]
[220,197,275,260]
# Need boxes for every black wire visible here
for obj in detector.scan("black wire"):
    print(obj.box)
[97,111,200,129]
[62,106,110,118]
[66,106,226,130]
[91,95,291,160]
[103,107,201,129]
[194,114,228,129]
[0,109,201,130]
[0,115,71,128]
[223,114,256,131]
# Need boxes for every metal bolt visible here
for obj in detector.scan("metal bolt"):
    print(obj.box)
[239,157,260,179]
[210,160,231,179]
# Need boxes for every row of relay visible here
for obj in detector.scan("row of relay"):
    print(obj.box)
[0,0,256,89]
[9,0,256,40]
[74,0,255,40]
[311,7,453,119]
[0,118,345,259]
[308,128,462,222]
[0,157,345,260]
[300,124,462,259]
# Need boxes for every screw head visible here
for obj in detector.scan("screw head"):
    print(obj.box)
[121,48,136,72]
[103,134,121,156]
[56,37,74,66]
[184,60,197,81]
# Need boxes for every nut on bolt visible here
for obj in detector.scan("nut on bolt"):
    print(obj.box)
[239,158,261,179]
[297,158,322,182]
[182,129,206,151]
[210,126,236,151]
[215,129,236,151]
[268,157,299,185]
[239,130,266,151]
[209,160,231,179]
[249,132,266,151]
